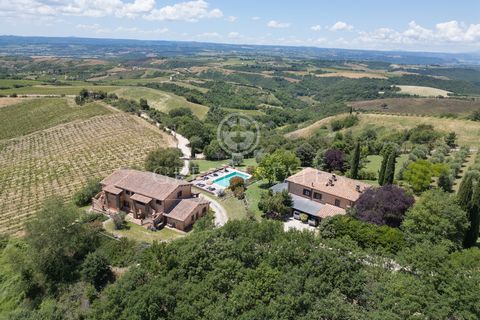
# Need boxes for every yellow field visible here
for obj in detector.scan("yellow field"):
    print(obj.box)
[286,113,480,147]
[316,70,388,79]
[396,85,451,97]
[0,97,33,108]
[0,113,174,234]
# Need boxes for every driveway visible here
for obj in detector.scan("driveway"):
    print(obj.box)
[199,194,228,227]
[283,217,317,232]
[140,113,191,176]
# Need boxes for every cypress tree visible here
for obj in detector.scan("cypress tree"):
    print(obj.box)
[384,151,396,185]
[457,173,473,211]
[350,142,361,179]
[464,180,480,248]
[378,152,388,185]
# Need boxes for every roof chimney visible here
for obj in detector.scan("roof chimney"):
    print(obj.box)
[332,174,337,181]
[356,184,361,192]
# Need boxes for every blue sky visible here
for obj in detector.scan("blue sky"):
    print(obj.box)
[1,0,479,52]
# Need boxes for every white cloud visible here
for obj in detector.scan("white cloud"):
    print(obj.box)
[0,0,223,22]
[356,20,480,47]
[76,23,168,36]
[310,25,322,31]
[330,21,353,31]
[197,32,220,38]
[251,16,260,21]
[267,20,290,28]
[145,0,222,22]
[226,15,237,22]
[228,32,240,38]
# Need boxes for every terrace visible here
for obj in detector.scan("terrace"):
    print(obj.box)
[192,165,252,196]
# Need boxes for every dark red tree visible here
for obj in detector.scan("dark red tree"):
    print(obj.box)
[323,149,345,172]
[355,184,414,227]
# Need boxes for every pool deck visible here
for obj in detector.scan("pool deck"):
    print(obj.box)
[192,166,252,196]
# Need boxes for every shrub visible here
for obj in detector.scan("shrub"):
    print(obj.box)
[229,176,245,191]
[112,211,127,230]
[300,213,309,223]
[72,178,102,207]
[330,115,359,131]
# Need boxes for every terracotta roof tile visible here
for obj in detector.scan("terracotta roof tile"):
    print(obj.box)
[316,204,346,218]
[102,169,189,200]
[287,168,371,202]
[164,198,209,222]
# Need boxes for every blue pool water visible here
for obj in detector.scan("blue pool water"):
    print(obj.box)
[213,171,251,188]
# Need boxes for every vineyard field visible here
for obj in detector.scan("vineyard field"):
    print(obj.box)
[0,113,174,234]
[0,98,113,140]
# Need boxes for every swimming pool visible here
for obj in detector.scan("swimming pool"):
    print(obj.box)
[213,171,251,188]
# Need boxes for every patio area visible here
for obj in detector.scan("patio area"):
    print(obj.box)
[192,166,251,196]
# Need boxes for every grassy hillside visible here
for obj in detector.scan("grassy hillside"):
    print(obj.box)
[287,113,480,147]
[349,98,480,116]
[0,113,174,234]
[0,98,112,140]
[114,86,210,119]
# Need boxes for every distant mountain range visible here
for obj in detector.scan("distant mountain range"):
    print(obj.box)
[1,35,479,65]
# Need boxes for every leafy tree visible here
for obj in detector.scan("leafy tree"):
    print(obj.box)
[322,149,345,172]
[255,149,300,184]
[320,215,404,254]
[192,212,215,231]
[295,142,316,167]
[350,141,361,179]
[408,124,440,145]
[81,251,112,290]
[402,189,468,249]
[72,178,102,207]
[203,139,228,160]
[144,147,183,177]
[188,135,203,157]
[25,197,98,289]
[189,162,200,175]
[403,160,445,193]
[112,211,127,230]
[258,190,293,220]
[355,185,414,227]
[168,107,193,118]
[464,179,480,248]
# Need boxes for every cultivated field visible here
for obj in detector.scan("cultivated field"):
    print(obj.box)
[0,85,119,95]
[0,113,174,234]
[316,70,388,79]
[396,85,451,97]
[286,113,480,147]
[0,98,112,140]
[349,98,480,116]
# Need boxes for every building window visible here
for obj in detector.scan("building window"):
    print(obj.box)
[303,189,311,196]
[125,190,132,196]
[335,199,341,207]
[177,190,182,198]
[202,207,207,214]
[313,192,322,200]
[156,200,162,205]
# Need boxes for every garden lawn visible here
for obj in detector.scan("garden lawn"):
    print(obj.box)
[104,220,184,243]
[194,187,247,221]
[244,180,270,220]
[364,154,408,181]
